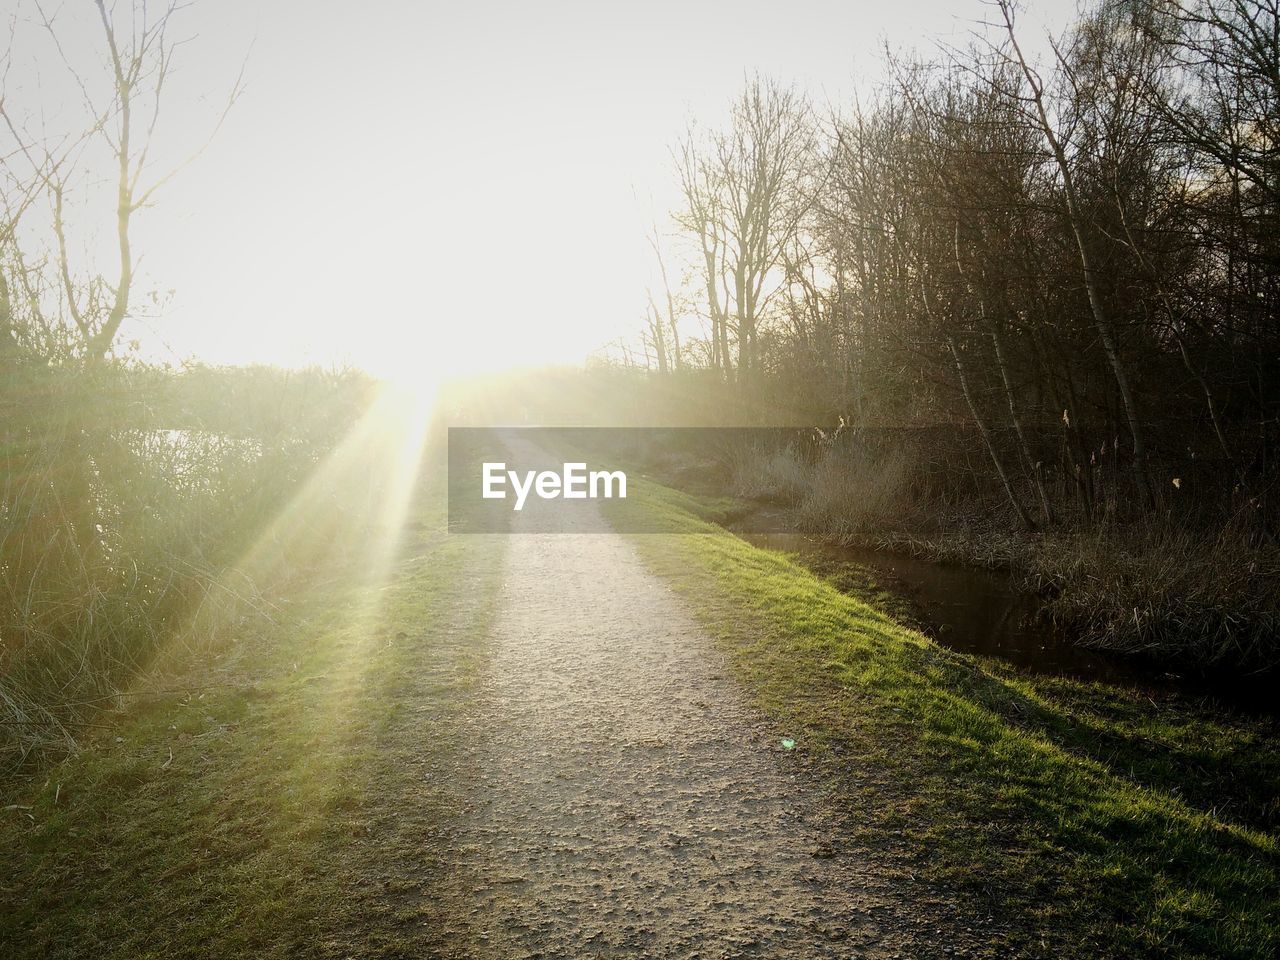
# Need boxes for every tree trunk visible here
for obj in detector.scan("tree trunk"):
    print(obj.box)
[990,319,1054,525]
[949,335,1037,531]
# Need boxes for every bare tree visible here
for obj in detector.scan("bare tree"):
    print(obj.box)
[0,0,242,363]
[994,0,1154,507]
[0,0,242,548]
[644,291,670,374]
[647,226,683,371]
[675,77,816,387]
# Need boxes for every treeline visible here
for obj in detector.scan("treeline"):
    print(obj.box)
[616,0,1280,666]
[632,0,1279,529]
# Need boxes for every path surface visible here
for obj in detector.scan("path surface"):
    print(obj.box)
[441,496,912,958]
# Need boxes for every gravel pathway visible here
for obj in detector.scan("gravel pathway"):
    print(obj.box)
[445,496,911,958]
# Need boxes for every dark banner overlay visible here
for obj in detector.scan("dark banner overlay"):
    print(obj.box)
[446,426,963,534]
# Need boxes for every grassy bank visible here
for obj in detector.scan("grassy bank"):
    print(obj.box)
[609,477,1279,959]
[0,487,506,958]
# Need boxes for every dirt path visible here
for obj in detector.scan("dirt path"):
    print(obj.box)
[441,497,913,958]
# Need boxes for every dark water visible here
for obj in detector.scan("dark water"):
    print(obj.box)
[742,531,1276,714]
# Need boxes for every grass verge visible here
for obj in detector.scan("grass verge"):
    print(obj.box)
[0,488,506,959]
[609,477,1279,959]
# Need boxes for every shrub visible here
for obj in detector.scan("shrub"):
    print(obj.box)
[0,361,375,767]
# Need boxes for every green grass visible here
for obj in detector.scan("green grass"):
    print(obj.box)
[0,491,507,959]
[3,460,1275,958]
[610,477,1280,959]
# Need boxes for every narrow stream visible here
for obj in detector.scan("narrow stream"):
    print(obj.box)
[742,531,1276,714]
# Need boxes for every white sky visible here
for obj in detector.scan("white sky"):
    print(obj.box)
[2,0,1075,382]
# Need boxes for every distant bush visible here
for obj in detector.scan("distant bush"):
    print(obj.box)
[728,443,810,503]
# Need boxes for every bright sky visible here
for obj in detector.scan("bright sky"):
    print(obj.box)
[4,0,1075,382]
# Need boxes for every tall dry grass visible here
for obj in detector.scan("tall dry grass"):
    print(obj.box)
[0,362,375,767]
[1028,515,1280,667]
